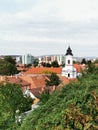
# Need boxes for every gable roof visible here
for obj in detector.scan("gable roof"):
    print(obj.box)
[0,76,31,91]
[0,74,76,97]
[6,76,31,87]
[20,75,48,89]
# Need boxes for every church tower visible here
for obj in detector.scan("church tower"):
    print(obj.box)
[62,46,77,78]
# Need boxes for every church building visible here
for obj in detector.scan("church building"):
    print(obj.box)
[62,46,77,78]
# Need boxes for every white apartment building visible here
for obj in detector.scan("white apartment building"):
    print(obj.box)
[22,54,34,65]
[38,55,65,65]
[56,55,65,65]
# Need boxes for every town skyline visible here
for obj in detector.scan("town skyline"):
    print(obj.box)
[0,0,98,57]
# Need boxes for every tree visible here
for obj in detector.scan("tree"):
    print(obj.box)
[81,58,87,64]
[51,60,59,67]
[40,90,50,104]
[20,67,98,130]
[33,58,39,67]
[0,83,32,129]
[86,62,96,74]
[46,63,51,67]
[0,92,13,129]
[4,56,16,65]
[94,59,98,63]
[0,59,18,75]
[45,73,61,86]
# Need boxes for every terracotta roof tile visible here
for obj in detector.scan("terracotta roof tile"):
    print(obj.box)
[73,64,83,73]
[23,65,84,75]
[23,67,62,75]
[20,75,48,90]
[7,76,30,86]
[59,76,70,85]
[19,74,72,97]
[0,76,31,91]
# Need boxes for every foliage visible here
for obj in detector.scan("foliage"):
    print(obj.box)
[46,63,51,67]
[45,72,61,86]
[40,90,50,104]
[94,59,98,63]
[33,58,39,67]
[81,58,87,64]
[0,83,32,129]
[51,60,59,67]
[87,61,97,73]
[73,60,80,64]
[20,66,98,130]
[4,56,16,65]
[41,62,51,67]
[82,62,98,77]
[26,64,32,68]
[0,57,18,75]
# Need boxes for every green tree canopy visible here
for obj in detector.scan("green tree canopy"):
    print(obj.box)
[4,56,16,65]
[0,58,18,75]
[81,58,87,64]
[51,60,59,67]
[94,59,98,63]
[19,66,98,130]
[0,83,32,129]
[46,72,61,86]
[33,58,39,67]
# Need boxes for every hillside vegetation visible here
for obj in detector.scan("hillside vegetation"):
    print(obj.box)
[20,64,98,130]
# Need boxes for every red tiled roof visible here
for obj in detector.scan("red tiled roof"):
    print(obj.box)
[23,67,62,75]
[20,75,73,97]
[59,76,70,85]
[6,76,31,89]
[23,65,84,75]
[0,74,76,97]
[20,75,48,89]
[30,87,43,97]
[31,75,47,88]
[73,64,83,73]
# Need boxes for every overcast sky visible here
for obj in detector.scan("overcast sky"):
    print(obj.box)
[0,0,98,57]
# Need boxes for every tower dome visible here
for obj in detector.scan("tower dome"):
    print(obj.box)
[65,46,73,56]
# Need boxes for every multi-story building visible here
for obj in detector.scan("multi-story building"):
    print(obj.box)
[56,55,65,65]
[38,55,65,65]
[22,54,34,65]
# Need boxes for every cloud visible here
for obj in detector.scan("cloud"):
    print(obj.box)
[0,0,98,56]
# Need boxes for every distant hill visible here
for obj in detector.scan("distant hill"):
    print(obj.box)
[19,64,98,130]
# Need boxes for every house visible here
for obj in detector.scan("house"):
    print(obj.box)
[20,74,72,95]
[0,76,31,90]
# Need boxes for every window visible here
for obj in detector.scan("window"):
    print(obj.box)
[68,60,70,64]
[68,73,70,77]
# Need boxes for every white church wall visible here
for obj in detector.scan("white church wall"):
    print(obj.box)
[61,46,77,79]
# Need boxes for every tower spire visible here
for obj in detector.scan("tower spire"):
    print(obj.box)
[65,46,73,56]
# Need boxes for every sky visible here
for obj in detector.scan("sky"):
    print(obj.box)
[0,0,98,57]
